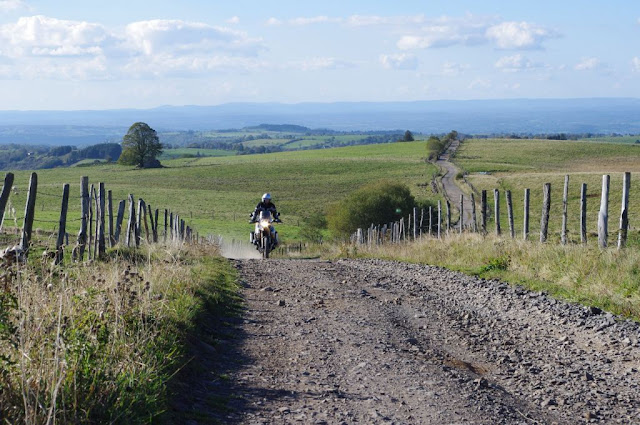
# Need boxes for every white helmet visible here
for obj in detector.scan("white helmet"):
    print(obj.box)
[262,193,271,202]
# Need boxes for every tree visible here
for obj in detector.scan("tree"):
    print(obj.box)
[118,122,163,168]
[327,180,416,237]
[403,130,415,142]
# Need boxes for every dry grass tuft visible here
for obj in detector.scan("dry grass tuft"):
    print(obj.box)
[0,242,235,424]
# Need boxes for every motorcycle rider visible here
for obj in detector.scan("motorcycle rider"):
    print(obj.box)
[250,193,280,248]
[252,193,278,218]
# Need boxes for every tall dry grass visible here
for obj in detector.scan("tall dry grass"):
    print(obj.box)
[354,234,640,319]
[0,242,237,424]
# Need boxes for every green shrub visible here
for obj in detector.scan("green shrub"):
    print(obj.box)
[328,180,416,238]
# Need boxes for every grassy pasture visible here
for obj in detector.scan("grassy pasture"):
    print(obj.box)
[159,148,236,159]
[3,141,437,245]
[454,138,640,247]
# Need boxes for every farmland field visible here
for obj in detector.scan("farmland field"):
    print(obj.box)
[453,138,640,246]
[2,141,437,244]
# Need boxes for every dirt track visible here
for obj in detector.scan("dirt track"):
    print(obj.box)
[436,139,473,225]
[180,258,640,424]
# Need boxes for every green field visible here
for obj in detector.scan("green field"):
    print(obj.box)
[159,148,236,160]
[454,138,640,246]
[2,141,437,246]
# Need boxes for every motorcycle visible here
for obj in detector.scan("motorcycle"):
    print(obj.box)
[250,210,281,259]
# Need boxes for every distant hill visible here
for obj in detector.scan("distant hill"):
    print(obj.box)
[0,98,639,145]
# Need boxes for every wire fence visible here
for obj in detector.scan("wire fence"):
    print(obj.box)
[352,172,634,251]
[0,172,202,265]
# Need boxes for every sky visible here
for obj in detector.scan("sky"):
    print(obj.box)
[0,0,639,110]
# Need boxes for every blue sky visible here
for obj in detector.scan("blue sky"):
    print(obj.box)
[0,0,639,109]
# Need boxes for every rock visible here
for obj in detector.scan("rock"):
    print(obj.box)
[277,300,286,307]
[589,306,603,315]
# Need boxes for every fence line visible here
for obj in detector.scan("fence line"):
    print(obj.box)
[0,173,201,265]
[351,172,634,251]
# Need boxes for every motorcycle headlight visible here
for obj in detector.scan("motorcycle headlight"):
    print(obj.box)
[260,219,271,228]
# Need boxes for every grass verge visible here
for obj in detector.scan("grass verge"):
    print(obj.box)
[351,234,640,320]
[0,243,239,424]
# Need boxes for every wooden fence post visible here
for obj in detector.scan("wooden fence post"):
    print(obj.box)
[580,183,587,244]
[445,200,451,235]
[617,172,630,250]
[540,183,551,243]
[77,176,89,260]
[88,184,94,259]
[0,172,14,231]
[561,175,569,245]
[126,194,135,247]
[470,192,477,233]
[136,199,146,245]
[419,208,424,237]
[413,207,418,240]
[20,172,37,256]
[146,204,155,243]
[55,183,70,265]
[170,212,174,241]
[154,209,159,243]
[494,189,501,236]
[114,200,125,243]
[428,206,433,237]
[437,200,442,239]
[459,194,464,234]
[598,175,610,248]
[164,209,168,242]
[108,190,115,248]
[98,183,106,257]
[506,190,515,238]
[481,190,487,234]
[523,188,530,240]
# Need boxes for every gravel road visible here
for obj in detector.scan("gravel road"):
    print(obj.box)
[183,258,640,425]
[437,139,474,224]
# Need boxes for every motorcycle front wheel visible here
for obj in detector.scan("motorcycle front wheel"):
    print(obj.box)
[262,235,270,259]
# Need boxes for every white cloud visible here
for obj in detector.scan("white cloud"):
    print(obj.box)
[632,57,640,72]
[0,15,267,80]
[0,15,112,57]
[0,0,30,12]
[266,17,282,26]
[122,54,266,78]
[296,57,355,71]
[379,53,418,70]
[346,14,426,27]
[495,54,537,72]
[441,61,469,76]
[124,20,263,56]
[574,57,601,71]
[288,16,341,26]
[397,15,493,50]
[227,16,240,25]
[486,21,557,49]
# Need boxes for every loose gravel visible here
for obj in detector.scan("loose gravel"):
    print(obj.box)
[181,258,640,424]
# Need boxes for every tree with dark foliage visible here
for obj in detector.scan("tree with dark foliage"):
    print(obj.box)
[403,130,415,141]
[118,122,163,168]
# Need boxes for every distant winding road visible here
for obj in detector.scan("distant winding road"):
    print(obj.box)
[436,140,474,225]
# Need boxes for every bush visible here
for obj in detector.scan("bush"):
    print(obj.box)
[328,180,416,238]
[300,211,328,243]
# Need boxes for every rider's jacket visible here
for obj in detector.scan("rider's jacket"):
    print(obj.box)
[254,201,277,214]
